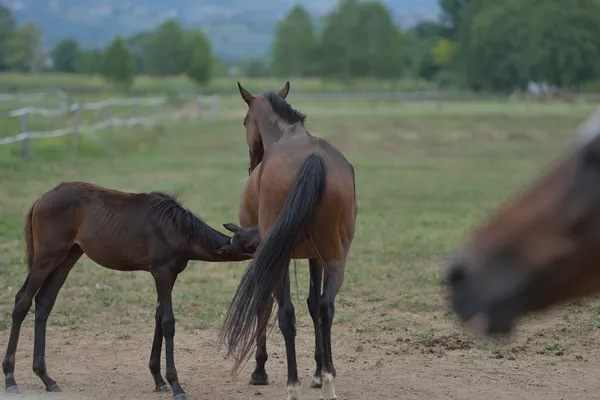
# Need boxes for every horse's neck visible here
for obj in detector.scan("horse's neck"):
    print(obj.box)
[280,122,309,140]
[258,116,308,152]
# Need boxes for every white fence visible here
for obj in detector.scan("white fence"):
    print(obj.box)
[0,93,219,160]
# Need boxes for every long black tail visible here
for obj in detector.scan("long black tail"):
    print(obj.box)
[218,152,327,375]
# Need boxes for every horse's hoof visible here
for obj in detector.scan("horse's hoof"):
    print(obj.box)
[249,372,269,386]
[173,394,187,400]
[5,385,20,394]
[310,375,323,388]
[156,384,170,393]
[47,383,62,392]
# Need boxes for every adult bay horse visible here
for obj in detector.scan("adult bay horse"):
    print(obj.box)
[2,181,256,399]
[218,82,358,400]
[445,111,600,336]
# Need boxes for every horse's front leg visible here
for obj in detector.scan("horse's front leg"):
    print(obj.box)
[152,268,186,400]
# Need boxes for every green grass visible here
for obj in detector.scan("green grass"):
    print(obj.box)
[0,73,438,95]
[0,96,599,350]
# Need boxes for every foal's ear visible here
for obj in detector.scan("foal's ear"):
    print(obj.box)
[565,138,600,226]
[278,81,290,99]
[238,81,255,106]
[223,223,242,233]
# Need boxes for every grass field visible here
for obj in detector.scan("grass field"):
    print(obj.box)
[0,73,438,96]
[2,94,600,399]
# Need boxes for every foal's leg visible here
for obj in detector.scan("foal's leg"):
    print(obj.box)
[277,266,300,400]
[307,259,324,389]
[152,268,186,400]
[3,250,67,394]
[149,275,177,393]
[249,295,273,385]
[32,246,82,392]
[319,261,344,400]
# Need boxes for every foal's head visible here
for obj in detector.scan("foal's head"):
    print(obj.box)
[237,81,293,174]
[213,223,260,259]
[446,112,600,336]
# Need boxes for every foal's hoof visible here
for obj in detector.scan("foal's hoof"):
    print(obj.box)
[173,394,188,400]
[5,385,20,394]
[249,372,269,386]
[156,384,170,392]
[310,374,323,388]
[46,383,62,392]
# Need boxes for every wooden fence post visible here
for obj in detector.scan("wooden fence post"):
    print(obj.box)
[212,96,219,118]
[156,100,164,133]
[71,103,79,156]
[20,111,31,160]
[106,103,112,130]
[196,96,203,120]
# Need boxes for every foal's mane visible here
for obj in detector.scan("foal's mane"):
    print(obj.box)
[149,191,227,249]
[263,91,306,125]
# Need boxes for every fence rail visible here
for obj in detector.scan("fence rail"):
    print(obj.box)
[0,94,220,160]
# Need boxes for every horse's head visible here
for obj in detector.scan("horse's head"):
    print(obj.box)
[237,81,290,174]
[213,223,261,259]
[446,112,600,336]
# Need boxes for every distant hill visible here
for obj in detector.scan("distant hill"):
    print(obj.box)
[1,0,440,61]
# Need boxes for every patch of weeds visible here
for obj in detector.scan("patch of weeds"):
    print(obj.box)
[50,315,85,327]
[96,290,119,307]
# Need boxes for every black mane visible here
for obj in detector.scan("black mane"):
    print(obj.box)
[149,191,228,250]
[264,91,306,125]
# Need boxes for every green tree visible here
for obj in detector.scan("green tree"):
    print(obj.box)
[403,21,445,79]
[271,5,319,77]
[439,0,471,36]
[320,0,403,81]
[4,21,45,72]
[51,38,80,73]
[320,0,363,81]
[126,31,152,74]
[76,49,102,75]
[359,1,404,79]
[456,0,600,90]
[145,18,188,76]
[432,38,456,68]
[186,29,213,85]
[0,5,16,71]
[101,36,135,90]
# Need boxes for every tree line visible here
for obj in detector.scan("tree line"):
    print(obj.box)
[2,0,600,92]
[271,0,600,91]
[0,7,212,90]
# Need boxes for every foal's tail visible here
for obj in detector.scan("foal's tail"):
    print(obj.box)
[218,152,327,375]
[24,201,36,271]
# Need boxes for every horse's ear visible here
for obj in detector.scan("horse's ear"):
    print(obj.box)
[238,81,255,106]
[223,223,242,233]
[278,81,290,99]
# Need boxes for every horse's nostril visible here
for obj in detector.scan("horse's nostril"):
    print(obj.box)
[447,263,467,287]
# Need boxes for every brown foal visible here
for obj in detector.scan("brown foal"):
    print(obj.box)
[2,181,255,399]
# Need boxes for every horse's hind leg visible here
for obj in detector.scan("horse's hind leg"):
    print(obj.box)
[32,245,82,392]
[307,259,324,389]
[249,295,273,386]
[3,250,68,394]
[319,260,344,400]
[276,266,300,400]
[2,275,29,393]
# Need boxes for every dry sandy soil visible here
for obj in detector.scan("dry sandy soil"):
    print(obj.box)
[2,319,600,400]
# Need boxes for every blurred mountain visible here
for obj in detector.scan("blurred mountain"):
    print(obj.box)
[0,0,439,60]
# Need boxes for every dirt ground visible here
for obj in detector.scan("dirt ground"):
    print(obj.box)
[3,321,600,400]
